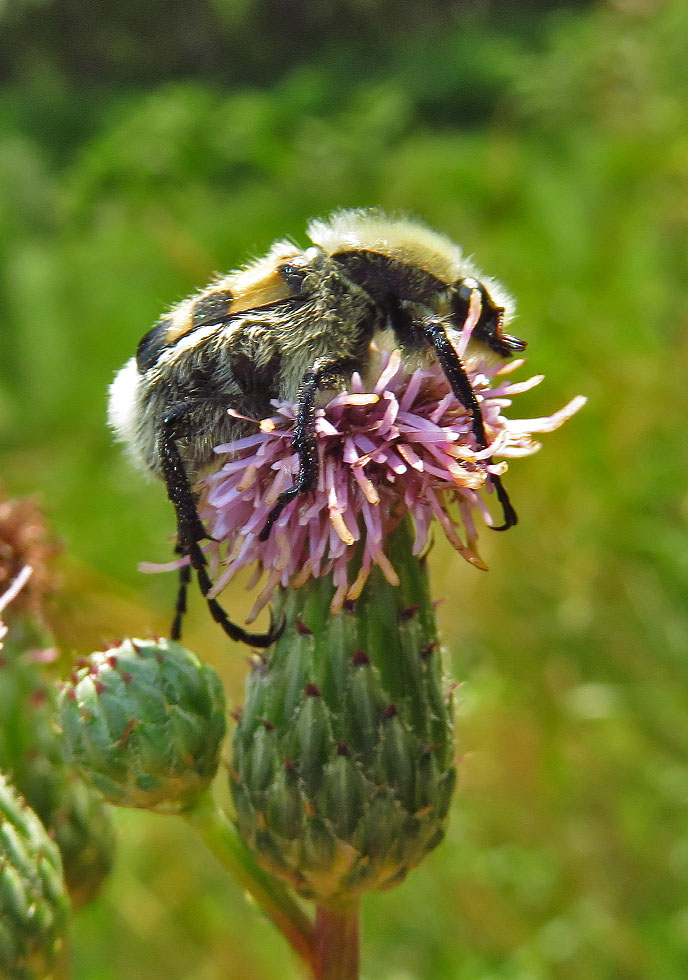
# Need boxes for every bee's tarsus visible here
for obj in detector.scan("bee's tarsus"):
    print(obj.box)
[488,474,519,531]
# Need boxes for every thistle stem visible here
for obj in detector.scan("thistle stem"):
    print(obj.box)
[314,901,360,980]
[184,792,317,970]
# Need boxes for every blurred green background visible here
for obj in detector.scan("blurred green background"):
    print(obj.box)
[2,0,688,976]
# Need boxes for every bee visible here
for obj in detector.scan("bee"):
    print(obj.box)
[108,209,526,646]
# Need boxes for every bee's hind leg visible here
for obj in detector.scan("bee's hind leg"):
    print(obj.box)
[171,547,191,642]
[158,406,283,648]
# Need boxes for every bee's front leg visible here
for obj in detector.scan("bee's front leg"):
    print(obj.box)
[258,356,360,542]
[421,318,518,531]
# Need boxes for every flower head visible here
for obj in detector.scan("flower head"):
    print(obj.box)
[168,345,585,623]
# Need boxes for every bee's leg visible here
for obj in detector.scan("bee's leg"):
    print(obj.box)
[258,357,360,541]
[171,545,190,642]
[158,407,208,545]
[422,319,518,531]
[158,408,284,647]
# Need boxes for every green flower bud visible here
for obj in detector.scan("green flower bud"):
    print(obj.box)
[0,774,70,980]
[231,519,456,901]
[0,638,115,910]
[58,637,226,814]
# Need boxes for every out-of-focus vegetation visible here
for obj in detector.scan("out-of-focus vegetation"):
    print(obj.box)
[1,0,687,977]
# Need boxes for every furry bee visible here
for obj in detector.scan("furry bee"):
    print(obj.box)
[109,210,526,646]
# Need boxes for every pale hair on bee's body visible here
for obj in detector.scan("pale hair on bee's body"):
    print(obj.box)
[108,209,526,647]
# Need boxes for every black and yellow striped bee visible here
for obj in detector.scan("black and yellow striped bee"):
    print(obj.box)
[109,210,526,646]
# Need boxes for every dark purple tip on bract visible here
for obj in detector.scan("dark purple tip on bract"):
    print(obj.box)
[352,650,371,667]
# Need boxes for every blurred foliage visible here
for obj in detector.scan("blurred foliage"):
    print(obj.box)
[0,0,585,87]
[1,0,688,977]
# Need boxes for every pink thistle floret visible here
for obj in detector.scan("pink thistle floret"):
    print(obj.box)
[151,348,585,622]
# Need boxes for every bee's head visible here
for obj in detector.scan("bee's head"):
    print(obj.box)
[452,277,526,358]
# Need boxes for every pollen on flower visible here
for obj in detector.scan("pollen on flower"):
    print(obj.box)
[142,344,585,621]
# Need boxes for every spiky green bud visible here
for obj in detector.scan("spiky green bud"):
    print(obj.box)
[231,519,456,901]
[0,637,115,910]
[58,637,226,814]
[0,774,70,980]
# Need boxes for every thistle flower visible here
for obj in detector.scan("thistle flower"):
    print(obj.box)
[211,343,583,903]
[136,333,583,913]
[149,346,583,620]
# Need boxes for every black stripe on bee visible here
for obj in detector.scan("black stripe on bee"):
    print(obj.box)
[192,289,234,329]
[331,249,444,305]
[136,317,174,372]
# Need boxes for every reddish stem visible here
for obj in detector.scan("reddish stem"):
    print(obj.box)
[314,901,360,980]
